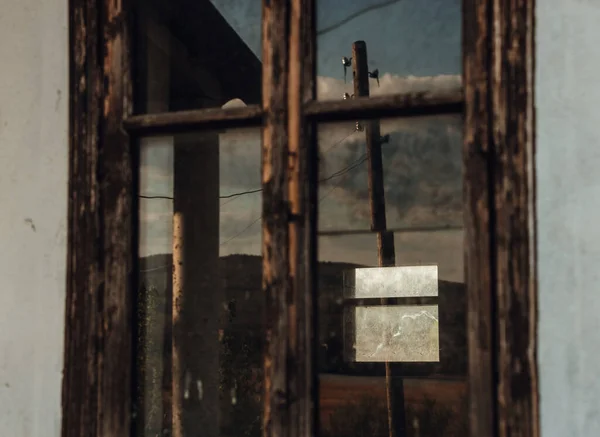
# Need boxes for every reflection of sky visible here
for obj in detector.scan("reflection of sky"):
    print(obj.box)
[139,1,464,282]
[139,113,464,282]
[210,0,461,77]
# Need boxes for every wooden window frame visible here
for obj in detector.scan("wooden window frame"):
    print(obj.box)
[62,0,538,436]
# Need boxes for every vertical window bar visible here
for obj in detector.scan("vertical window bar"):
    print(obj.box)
[289,1,317,437]
[63,0,134,436]
[262,2,291,437]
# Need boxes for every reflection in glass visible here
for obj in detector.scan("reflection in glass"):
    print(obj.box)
[317,117,467,436]
[134,0,262,113]
[318,233,467,436]
[317,0,461,101]
[318,115,463,233]
[347,305,439,362]
[136,127,263,437]
[344,265,438,298]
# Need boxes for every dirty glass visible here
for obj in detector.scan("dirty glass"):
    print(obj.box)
[316,0,461,101]
[317,116,467,437]
[135,127,264,437]
[317,115,463,233]
[134,0,262,113]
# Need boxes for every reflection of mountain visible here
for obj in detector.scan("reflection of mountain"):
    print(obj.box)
[139,253,466,376]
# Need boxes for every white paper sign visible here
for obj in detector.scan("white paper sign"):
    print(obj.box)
[344,265,440,363]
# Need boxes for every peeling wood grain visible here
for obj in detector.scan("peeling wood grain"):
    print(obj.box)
[289,2,317,437]
[305,90,463,122]
[491,1,538,437]
[62,0,133,436]
[262,2,291,437]
[122,91,463,137]
[63,1,538,437]
[463,0,496,435]
[123,105,264,135]
[464,0,538,436]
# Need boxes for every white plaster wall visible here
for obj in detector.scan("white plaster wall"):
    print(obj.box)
[536,1,600,436]
[0,0,68,436]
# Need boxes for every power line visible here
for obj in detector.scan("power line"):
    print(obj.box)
[220,196,241,207]
[320,153,367,183]
[219,187,263,199]
[139,130,357,203]
[138,194,244,210]
[220,216,262,246]
[139,194,173,200]
[318,224,464,237]
[318,183,340,203]
[318,156,366,202]
[220,150,367,246]
[317,0,402,36]
[323,130,357,154]
[218,130,357,201]
[140,264,170,273]
[139,131,361,246]
[139,152,365,247]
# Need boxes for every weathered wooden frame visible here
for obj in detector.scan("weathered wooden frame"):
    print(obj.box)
[463,1,538,437]
[63,0,134,436]
[123,90,464,135]
[62,1,538,437]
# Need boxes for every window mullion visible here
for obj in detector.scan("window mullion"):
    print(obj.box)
[261,2,292,437]
[288,1,317,437]
[123,105,264,136]
[63,0,134,436]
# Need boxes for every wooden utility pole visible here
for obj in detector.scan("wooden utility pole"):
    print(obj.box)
[352,40,406,437]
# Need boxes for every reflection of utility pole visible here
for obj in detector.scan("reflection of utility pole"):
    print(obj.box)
[352,40,406,437]
[172,133,221,437]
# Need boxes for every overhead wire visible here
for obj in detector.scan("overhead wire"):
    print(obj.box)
[138,131,357,204]
[317,0,402,36]
[138,130,369,246]
[220,130,360,245]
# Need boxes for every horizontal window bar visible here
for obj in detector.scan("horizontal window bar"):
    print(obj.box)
[123,105,263,135]
[306,88,463,122]
[343,296,439,307]
[317,365,458,379]
[123,88,463,135]
[318,224,463,237]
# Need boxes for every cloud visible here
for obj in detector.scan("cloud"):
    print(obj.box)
[139,74,464,262]
[317,73,461,101]
[318,115,463,229]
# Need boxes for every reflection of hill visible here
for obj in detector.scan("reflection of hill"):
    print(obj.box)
[139,253,467,436]
[139,253,466,376]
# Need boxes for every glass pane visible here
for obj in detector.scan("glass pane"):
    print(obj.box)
[318,115,463,233]
[136,127,263,437]
[347,305,440,362]
[134,0,262,113]
[319,233,467,436]
[317,0,461,101]
[318,115,467,436]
